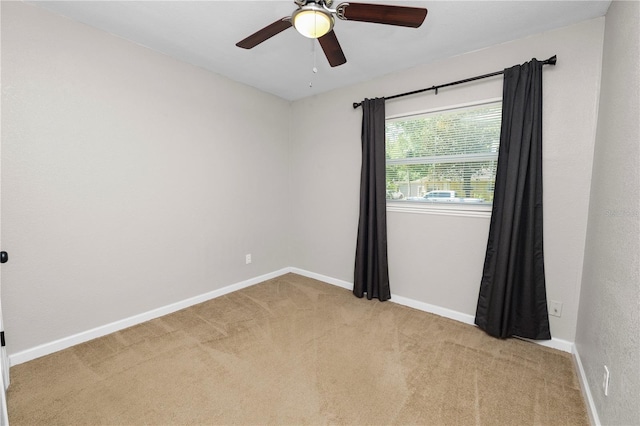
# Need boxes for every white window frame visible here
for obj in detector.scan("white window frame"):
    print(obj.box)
[385,98,502,218]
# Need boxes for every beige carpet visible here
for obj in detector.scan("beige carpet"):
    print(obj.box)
[8,273,588,425]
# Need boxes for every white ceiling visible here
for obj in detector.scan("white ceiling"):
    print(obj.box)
[28,0,611,101]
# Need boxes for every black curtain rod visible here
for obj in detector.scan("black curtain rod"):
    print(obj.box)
[353,55,557,109]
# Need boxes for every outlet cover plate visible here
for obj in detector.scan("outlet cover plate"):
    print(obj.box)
[549,300,563,317]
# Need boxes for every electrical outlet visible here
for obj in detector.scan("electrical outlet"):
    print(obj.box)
[549,300,563,317]
[245,254,252,264]
[603,365,610,396]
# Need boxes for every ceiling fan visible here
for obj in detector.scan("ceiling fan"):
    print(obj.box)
[236,1,428,67]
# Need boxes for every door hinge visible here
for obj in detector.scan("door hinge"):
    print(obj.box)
[0,332,5,347]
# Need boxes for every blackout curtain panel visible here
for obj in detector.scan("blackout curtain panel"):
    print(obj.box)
[475,59,551,340]
[353,98,391,301]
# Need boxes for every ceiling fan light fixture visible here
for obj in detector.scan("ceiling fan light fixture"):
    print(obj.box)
[292,5,334,39]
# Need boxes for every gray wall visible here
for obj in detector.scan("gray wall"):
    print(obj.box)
[289,18,605,343]
[1,2,291,355]
[576,1,640,425]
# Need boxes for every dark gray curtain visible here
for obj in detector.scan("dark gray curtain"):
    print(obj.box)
[353,98,391,301]
[475,59,551,340]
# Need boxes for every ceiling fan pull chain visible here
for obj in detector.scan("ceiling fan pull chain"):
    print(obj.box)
[310,38,318,88]
[313,38,318,73]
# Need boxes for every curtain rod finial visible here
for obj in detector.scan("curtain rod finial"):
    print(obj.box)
[353,102,361,109]
[547,55,557,65]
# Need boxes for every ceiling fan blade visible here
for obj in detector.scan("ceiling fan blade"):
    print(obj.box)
[318,30,347,67]
[236,18,292,49]
[338,3,427,28]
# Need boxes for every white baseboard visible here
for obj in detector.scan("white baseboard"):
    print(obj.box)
[9,268,292,366]
[573,345,601,426]
[516,335,573,353]
[390,293,476,325]
[9,266,574,366]
[288,267,352,290]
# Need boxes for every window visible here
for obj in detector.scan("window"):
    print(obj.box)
[385,101,502,210]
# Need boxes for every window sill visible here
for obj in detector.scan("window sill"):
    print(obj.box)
[386,201,492,218]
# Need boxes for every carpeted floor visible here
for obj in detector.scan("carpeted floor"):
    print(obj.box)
[7,273,588,425]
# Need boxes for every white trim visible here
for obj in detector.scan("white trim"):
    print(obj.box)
[287,267,352,290]
[390,293,476,324]
[9,266,574,366]
[9,268,291,366]
[516,335,573,353]
[573,344,601,426]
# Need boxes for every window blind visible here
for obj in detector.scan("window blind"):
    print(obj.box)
[385,101,502,204]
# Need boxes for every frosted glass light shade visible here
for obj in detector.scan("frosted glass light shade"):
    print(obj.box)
[293,8,333,38]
